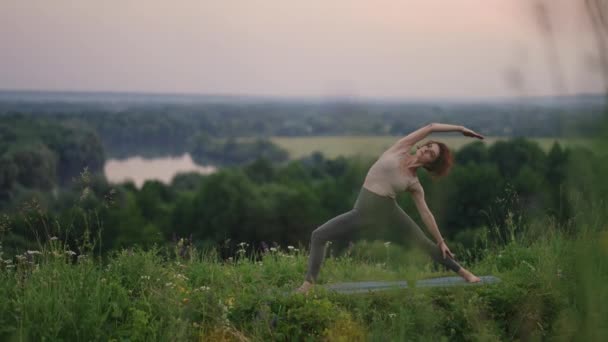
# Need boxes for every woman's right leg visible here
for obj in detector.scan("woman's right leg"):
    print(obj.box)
[391,205,462,273]
[305,209,364,283]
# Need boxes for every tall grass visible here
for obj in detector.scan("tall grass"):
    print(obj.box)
[1,204,606,341]
[1,152,607,341]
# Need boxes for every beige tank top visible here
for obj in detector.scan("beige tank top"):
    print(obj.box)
[363,147,420,199]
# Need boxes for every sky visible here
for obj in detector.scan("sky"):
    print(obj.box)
[0,0,604,99]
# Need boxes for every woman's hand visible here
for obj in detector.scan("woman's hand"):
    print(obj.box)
[461,127,484,139]
[438,241,455,259]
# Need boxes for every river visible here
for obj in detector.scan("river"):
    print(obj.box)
[104,153,216,188]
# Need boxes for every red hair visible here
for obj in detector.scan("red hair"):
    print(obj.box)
[421,140,453,178]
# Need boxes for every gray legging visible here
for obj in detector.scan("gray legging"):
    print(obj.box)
[305,187,461,283]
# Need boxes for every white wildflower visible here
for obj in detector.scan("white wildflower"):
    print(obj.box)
[140,275,151,281]
[26,250,41,255]
[384,241,391,248]
[65,250,77,256]
[269,247,277,252]
[287,245,294,250]
[50,236,59,241]
[174,273,189,280]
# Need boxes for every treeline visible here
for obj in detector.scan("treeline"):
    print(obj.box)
[0,115,289,206]
[1,94,604,159]
[0,115,105,204]
[1,137,584,259]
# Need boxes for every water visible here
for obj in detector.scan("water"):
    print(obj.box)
[104,153,216,188]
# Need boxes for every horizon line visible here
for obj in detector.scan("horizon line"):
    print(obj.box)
[0,87,605,104]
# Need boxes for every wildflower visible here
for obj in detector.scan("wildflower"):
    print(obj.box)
[182,298,190,304]
[16,255,26,262]
[26,250,41,255]
[557,269,563,279]
[174,273,188,280]
[65,250,77,256]
[287,245,294,250]
[101,278,107,283]
[384,242,391,248]
[195,285,210,292]
[269,247,277,252]
[388,313,397,318]
[226,297,235,308]
[50,236,58,241]
[293,248,299,252]
[140,275,151,281]
[165,282,174,287]
[238,242,249,248]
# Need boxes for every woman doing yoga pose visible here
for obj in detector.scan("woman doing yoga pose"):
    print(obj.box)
[296,123,484,294]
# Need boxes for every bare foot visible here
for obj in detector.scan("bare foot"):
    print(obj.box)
[458,268,481,283]
[295,281,314,294]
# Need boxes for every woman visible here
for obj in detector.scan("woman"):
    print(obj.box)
[296,123,484,294]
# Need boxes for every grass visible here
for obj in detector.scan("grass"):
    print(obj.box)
[269,136,591,159]
[1,218,607,341]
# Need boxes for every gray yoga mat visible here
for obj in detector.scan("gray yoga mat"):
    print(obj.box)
[324,275,501,294]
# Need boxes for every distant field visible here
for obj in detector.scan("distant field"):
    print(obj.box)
[270,136,591,160]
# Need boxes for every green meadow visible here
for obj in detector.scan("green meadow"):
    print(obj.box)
[270,136,591,160]
[1,211,607,341]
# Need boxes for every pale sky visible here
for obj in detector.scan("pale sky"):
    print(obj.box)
[0,0,603,99]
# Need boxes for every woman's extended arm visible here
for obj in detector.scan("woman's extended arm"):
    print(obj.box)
[410,183,444,243]
[389,123,483,152]
[410,182,455,259]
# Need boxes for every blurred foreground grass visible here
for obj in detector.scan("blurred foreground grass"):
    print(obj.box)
[1,219,606,341]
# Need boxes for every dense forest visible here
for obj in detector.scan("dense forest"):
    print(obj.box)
[0,108,581,261]
[0,92,604,160]
[0,93,604,260]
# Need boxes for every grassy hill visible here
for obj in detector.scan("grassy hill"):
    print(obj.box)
[1,220,606,341]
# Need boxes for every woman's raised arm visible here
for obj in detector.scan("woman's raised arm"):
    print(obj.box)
[390,123,470,151]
